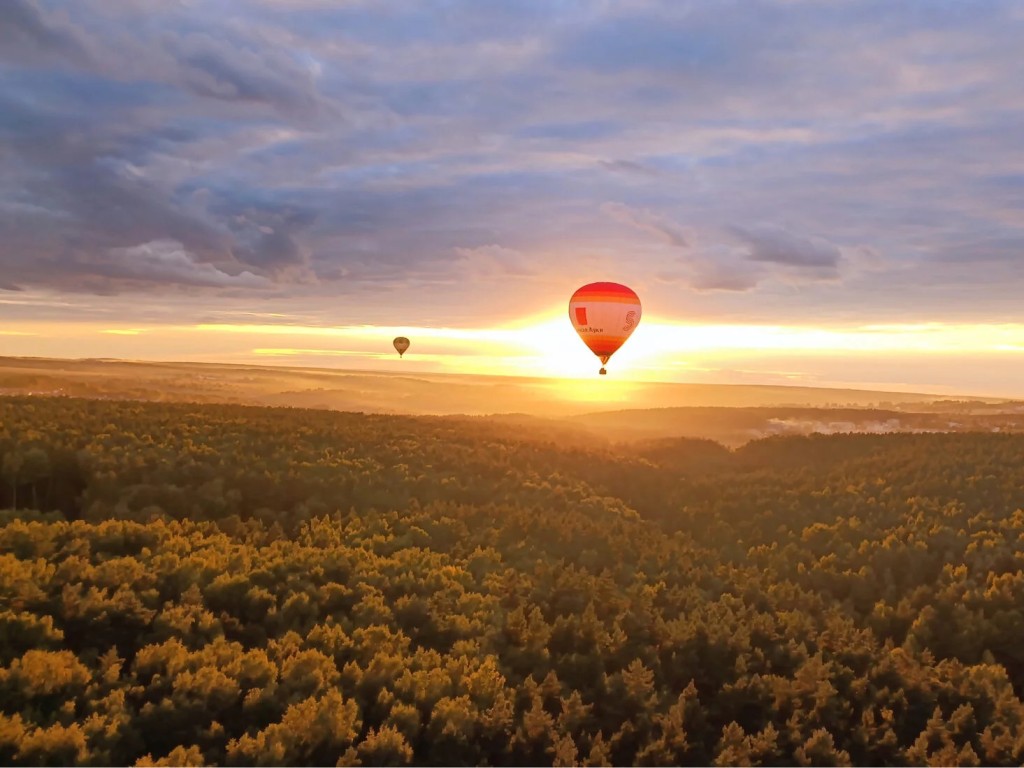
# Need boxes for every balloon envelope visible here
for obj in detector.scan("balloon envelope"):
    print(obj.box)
[568,282,641,373]
[393,337,410,357]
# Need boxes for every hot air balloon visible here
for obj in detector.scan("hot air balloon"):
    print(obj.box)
[568,282,641,375]
[393,337,410,357]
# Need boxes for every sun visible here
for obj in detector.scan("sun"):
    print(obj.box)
[501,318,605,378]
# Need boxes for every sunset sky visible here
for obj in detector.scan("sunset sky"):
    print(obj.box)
[2,1,1023,396]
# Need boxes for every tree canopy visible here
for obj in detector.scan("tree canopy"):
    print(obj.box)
[2,395,1024,765]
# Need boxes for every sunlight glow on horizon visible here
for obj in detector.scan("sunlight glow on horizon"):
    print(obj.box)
[196,316,1024,359]
[193,316,1024,396]
[4,316,1024,398]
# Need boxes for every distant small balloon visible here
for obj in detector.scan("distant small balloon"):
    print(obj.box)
[393,337,410,357]
[568,282,641,375]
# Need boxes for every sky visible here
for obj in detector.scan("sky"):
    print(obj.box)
[2,0,1024,396]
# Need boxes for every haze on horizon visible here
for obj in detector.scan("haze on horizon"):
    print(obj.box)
[2,1,1023,398]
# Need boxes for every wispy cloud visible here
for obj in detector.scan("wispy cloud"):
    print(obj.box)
[602,202,690,249]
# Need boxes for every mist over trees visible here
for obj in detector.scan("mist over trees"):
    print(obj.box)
[2,396,1024,765]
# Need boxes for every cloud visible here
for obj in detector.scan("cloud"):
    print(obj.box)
[245,230,308,272]
[730,224,842,273]
[600,202,796,291]
[598,159,663,178]
[602,202,690,248]
[0,77,322,292]
[0,0,93,65]
[453,245,537,278]
[689,266,762,293]
[648,222,853,292]
[653,239,766,294]
[98,240,271,289]
[163,30,324,116]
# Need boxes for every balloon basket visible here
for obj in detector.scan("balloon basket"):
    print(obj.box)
[599,368,607,376]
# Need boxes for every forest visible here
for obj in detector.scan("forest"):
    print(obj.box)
[2,394,1024,766]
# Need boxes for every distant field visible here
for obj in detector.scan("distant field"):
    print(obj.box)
[0,355,1021,444]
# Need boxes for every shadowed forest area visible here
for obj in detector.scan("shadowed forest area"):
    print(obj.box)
[3,395,1024,765]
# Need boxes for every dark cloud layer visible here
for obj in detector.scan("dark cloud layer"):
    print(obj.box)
[1,0,1023,323]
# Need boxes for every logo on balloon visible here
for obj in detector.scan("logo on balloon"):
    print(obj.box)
[575,307,588,325]
[623,311,637,332]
